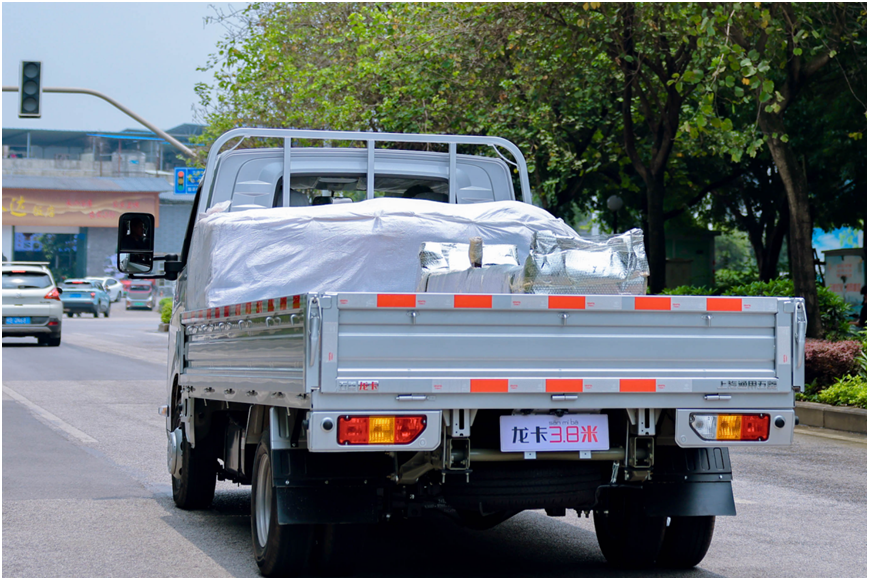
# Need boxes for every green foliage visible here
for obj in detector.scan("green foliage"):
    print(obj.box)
[857,329,868,380]
[714,268,758,293]
[661,285,714,296]
[818,376,867,409]
[159,298,172,324]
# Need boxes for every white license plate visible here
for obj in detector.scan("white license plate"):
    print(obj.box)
[500,414,609,452]
[5,317,31,325]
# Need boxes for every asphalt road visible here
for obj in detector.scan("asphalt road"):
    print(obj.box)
[2,307,866,577]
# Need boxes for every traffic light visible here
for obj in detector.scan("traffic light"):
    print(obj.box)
[19,61,42,118]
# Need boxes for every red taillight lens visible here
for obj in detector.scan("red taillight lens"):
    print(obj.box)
[90,292,96,298]
[337,415,426,445]
[741,414,770,441]
[44,288,61,301]
[338,416,370,445]
[395,416,427,444]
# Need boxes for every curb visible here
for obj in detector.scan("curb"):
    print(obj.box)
[157,323,169,332]
[795,401,867,434]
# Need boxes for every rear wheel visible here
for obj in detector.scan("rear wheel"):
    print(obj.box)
[171,428,217,510]
[38,334,61,347]
[251,434,328,577]
[593,489,666,568]
[103,303,111,318]
[657,516,716,569]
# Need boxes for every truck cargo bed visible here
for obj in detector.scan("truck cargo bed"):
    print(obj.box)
[178,292,804,412]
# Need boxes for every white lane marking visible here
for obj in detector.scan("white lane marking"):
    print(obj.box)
[2,385,98,444]
[734,498,757,505]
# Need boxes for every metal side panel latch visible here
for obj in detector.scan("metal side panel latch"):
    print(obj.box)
[308,296,321,367]
[794,300,807,369]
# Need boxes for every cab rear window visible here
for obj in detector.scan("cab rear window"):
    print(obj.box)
[130,285,152,291]
[2,272,52,289]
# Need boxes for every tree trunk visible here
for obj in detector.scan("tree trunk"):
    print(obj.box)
[759,113,823,337]
[646,177,667,293]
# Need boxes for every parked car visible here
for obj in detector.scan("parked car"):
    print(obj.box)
[60,279,111,318]
[126,282,157,310]
[1,261,63,346]
[86,276,124,302]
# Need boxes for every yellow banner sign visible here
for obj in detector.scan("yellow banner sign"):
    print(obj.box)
[2,189,160,227]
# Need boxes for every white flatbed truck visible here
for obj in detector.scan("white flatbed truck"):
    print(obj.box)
[117,129,806,576]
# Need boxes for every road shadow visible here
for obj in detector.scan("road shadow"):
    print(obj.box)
[156,489,723,578]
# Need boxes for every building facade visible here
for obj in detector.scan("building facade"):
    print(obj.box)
[2,126,200,279]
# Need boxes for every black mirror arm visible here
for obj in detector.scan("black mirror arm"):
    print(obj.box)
[125,254,183,281]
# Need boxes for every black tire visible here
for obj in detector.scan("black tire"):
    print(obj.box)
[593,490,666,568]
[66,312,73,318]
[103,303,111,318]
[37,334,61,347]
[171,427,217,510]
[657,516,715,569]
[93,308,99,318]
[251,434,328,577]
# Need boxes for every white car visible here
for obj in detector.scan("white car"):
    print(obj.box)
[86,276,124,302]
[2,262,63,346]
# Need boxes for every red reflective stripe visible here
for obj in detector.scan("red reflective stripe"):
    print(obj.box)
[635,296,671,311]
[256,302,263,314]
[548,296,586,309]
[471,379,508,393]
[235,304,242,316]
[707,298,742,312]
[206,309,212,319]
[293,295,301,309]
[280,297,287,310]
[223,306,230,317]
[268,299,275,312]
[245,303,252,315]
[546,379,583,392]
[620,379,656,392]
[377,294,416,308]
[455,295,492,308]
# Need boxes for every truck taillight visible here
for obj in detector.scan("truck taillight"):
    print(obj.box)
[690,413,770,441]
[44,288,61,301]
[338,415,426,445]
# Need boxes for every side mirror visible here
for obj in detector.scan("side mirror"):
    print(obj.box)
[118,212,155,274]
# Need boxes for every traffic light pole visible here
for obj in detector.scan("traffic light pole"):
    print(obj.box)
[2,85,196,158]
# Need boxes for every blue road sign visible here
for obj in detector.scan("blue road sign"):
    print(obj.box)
[174,167,204,194]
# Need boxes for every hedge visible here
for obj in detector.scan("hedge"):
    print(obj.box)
[804,339,863,392]
[159,298,172,324]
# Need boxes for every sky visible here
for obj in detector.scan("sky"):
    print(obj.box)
[2,2,246,133]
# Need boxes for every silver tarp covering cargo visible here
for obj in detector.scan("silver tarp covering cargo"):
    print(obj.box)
[519,229,649,295]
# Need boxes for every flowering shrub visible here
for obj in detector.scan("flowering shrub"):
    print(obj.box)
[804,339,863,392]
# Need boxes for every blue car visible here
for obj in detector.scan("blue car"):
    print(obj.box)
[60,279,111,318]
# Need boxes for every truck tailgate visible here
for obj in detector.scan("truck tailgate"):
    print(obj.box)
[319,293,803,408]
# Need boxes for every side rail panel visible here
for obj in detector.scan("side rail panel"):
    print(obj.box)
[178,295,310,406]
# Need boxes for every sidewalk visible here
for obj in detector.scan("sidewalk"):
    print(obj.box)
[795,401,867,434]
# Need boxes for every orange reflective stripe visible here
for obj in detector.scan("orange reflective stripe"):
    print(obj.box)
[455,295,492,308]
[620,379,656,392]
[635,296,671,311]
[377,294,416,308]
[707,298,742,312]
[546,379,583,392]
[470,379,508,392]
[548,296,586,309]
